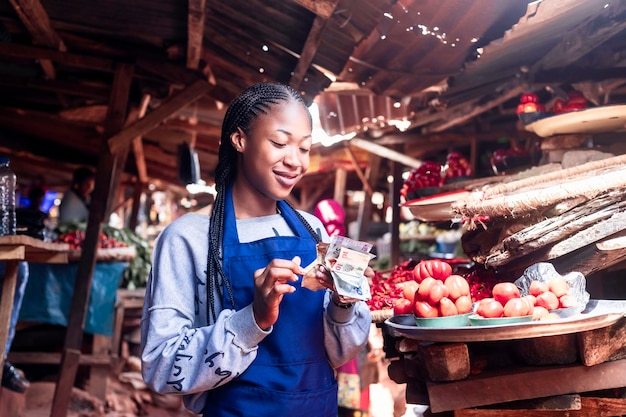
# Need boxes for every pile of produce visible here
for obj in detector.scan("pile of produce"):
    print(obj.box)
[55,222,152,290]
[474,276,576,321]
[368,258,581,324]
[442,151,472,183]
[400,161,442,199]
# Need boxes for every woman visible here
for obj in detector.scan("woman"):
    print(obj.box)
[141,83,372,417]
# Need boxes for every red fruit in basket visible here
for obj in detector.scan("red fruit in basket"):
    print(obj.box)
[504,298,530,317]
[393,298,414,316]
[439,297,458,317]
[413,259,452,282]
[414,300,439,318]
[492,282,520,306]
[552,98,566,114]
[444,275,470,301]
[536,291,559,310]
[520,93,539,104]
[400,281,419,303]
[427,281,449,305]
[559,294,577,309]
[454,295,473,314]
[532,306,550,321]
[529,280,549,296]
[416,277,437,301]
[549,276,570,298]
[476,298,504,318]
[522,295,537,311]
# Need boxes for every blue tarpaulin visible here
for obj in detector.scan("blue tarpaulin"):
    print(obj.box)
[19,262,127,336]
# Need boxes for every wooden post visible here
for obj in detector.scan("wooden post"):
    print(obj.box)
[390,151,403,266]
[50,63,134,417]
[356,153,381,242]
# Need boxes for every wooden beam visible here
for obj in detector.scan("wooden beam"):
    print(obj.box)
[423,84,529,133]
[345,145,373,197]
[51,62,134,417]
[108,79,213,154]
[349,137,422,169]
[289,3,336,89]
[8,0,66,79]
[0,42,116,72]
[0,76,110,99]
[187,0,206,69]
[291,0,336,19]
[132,94,151,184]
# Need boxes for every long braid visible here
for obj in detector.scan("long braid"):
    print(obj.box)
[206,83,312,323]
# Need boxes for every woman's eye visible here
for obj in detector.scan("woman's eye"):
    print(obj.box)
[270,140,286,148]
[299,147,310,154]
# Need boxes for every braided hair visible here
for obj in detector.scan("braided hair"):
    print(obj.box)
[206,83,321,323]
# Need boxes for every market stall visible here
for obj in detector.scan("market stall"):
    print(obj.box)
[373,104,626,415]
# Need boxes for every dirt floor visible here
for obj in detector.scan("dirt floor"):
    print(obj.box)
[1,356,426,417]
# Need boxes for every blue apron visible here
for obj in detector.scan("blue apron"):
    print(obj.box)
[202,188,338,417]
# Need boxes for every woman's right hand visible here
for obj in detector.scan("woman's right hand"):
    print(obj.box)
[252,257,304,330]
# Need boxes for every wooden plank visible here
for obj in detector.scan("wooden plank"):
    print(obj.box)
[425,359,626,413]
[132,94,151,184]
[0,42,116,72]
[187,0,206,69]
[454,396,626,416]
[356,153,381,242]
[108,79,213,154]
[51,62,133,417]
[8,0,66,79]
[50,349,81,417]
[349,137,422,169]
[345,145,373,196]
[289,9,334,89]
[0,261,19,373]
[7,352,112,366]
[424,84,528,134]
[546,211,626,260]
[390,152,403,267]
[291,0,336,19]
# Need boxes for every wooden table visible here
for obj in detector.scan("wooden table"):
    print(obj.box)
[0,235,68,396]
[383,303,626,415]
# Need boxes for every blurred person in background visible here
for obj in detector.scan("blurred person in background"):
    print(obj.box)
[58,167,95,223]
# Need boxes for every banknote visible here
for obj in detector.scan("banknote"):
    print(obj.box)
[301,236,373,301]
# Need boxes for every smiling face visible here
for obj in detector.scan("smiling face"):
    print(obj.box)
[230,98,312,217]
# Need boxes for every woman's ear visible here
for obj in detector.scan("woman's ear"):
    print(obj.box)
[230,127,246,152]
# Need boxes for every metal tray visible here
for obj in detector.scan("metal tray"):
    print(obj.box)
[384,299,626,342]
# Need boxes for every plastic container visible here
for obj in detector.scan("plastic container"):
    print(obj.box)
[0,156,16,236]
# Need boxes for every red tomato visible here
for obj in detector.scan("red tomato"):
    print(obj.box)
[520,93,539,104]
[438,297,458,317]
[454,295,473,314]
[476,298,504,318]
[529,280,549,296]
[535,291,559,310]
[549,276,570,298]
[522,295,536,311]
[427,281,449,305]
[414,300,439,318]
[532,306,550,321]
[522,102,538,113]
[515,103,526,115]
[492,282,520,306]
[393,298,414,315]
[503,298,530,317]
[400,281,419,303]
[416,277,437,301]
[552,98,566,114]
[413,260,452,283]
[444,275,470,301]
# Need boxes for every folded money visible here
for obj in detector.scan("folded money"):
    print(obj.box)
[302,236,374,301]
